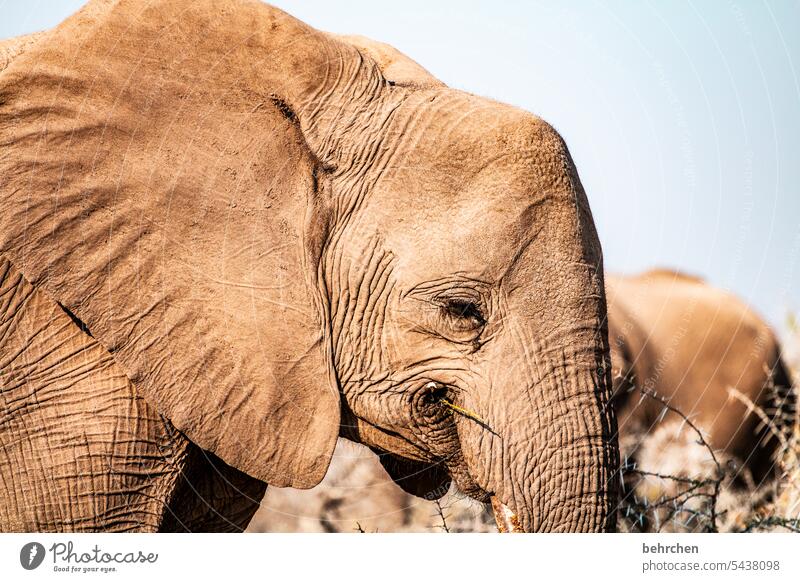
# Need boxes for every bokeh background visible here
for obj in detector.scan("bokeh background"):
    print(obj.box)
[2,0,798,331]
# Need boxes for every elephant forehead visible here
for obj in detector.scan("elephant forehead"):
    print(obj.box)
[346,94,591,284]
[414,94,571,172]
[371,163,580,285]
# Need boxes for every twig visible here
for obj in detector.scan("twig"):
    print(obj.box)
[639,387,725,532]
[640,388,723,473]
[439,398,500,437]
[616,388,728,532]
[433,499,450,533]
[742,516,800,533]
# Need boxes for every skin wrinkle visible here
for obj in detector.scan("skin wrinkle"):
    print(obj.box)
[362,268,394,375]
[484,278,608,532]
[299,49,388,185]
[352,245,395,374]
[0,2,618,531]
[0,256,266,531]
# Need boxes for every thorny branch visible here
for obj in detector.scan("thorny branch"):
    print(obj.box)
[433,499,450,533]
[742,515,800,533]
[619,387,726,532]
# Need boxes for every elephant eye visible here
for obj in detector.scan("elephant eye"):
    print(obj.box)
[441,299,485,327]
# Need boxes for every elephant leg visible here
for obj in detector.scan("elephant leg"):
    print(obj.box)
[0,255,265,531]
[159,446,266,532]
[0,254,187,531]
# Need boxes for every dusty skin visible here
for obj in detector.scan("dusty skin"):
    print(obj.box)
[0,0,618,532]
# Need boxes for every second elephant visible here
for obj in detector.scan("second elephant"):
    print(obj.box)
[608,269,795,485]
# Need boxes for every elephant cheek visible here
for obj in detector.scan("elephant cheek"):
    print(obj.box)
[377,453,451,499]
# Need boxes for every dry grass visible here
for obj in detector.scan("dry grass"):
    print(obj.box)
[746,316,800,532]
[617,396,798,533]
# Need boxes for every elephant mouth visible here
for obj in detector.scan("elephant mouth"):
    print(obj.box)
[490,496,524,533]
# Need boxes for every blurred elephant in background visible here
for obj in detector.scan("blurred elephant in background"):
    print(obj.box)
[0,0,618,532]
[607,270,795,486]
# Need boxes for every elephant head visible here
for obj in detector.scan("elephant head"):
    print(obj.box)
[0,0,617,532]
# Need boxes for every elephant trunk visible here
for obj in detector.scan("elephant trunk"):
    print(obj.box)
[459,331,618,533]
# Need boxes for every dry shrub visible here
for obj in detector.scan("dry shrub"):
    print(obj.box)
[617,392,726,533]
[745,316,800,532]
[618,315,800,533]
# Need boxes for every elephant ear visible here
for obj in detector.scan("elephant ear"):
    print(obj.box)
[0,0,341,487]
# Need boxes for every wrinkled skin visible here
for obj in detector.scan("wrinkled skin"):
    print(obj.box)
[0,257,266,531]
[0,1,618,532]
[607,270,796,485]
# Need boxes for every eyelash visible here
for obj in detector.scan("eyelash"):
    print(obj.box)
[440,299,486,326]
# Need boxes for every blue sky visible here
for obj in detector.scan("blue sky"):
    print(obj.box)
[2,1,798,329]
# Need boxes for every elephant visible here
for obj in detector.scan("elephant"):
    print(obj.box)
[0,0,618,532]
[607,270,796,487]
